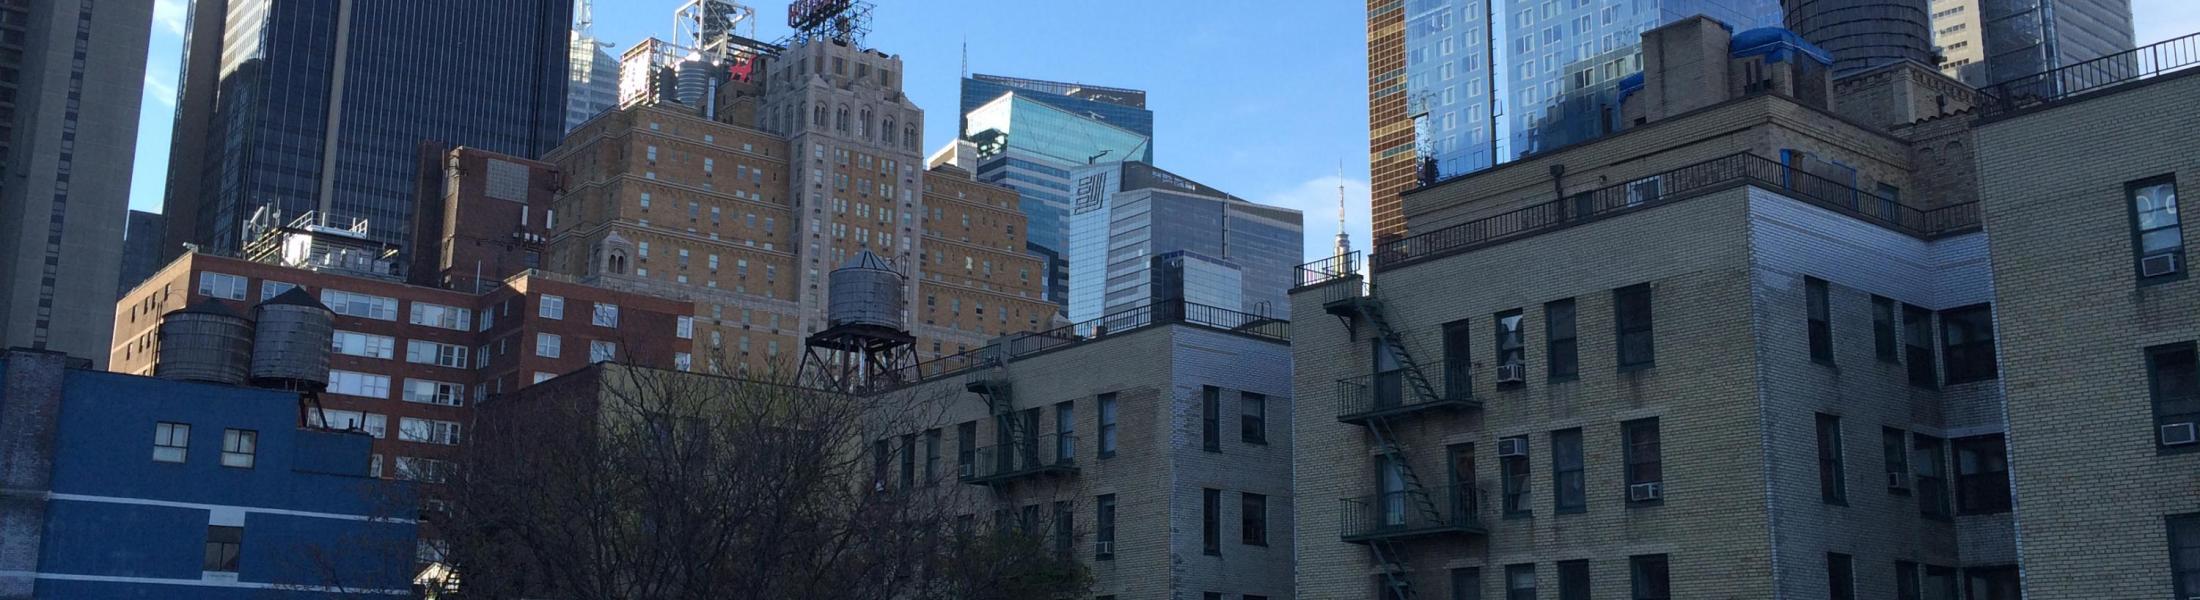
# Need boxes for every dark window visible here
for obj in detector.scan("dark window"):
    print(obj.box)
[1624,418,1662,502]
[1202,488,1220,555]
[873,439,889,483]
[924,429,941,484]
[1553,428,1585,512]
[1924,565,1958,600]
[899,434,915,488]
[1242,492,1268,546]
[1379,574,1414,599]
[1546,298,1578,380]
[1506,563,1537,600]
[1872,296,1898,361]
[1939,304,1996,384]
[1202,386,1220,452]
[1445,318,1474,399]
[1962,566,2019,600]
[1053,501,1073,557]
[2130,175,2183,281]
[1056,402,1075,463]
[1630,554,1670,600]
[1452,567,1483,600]
[1206,593,1222,600]
[204,526,243,572]
[1914,434,1951,519]
[1828,553,1855,600]
[1095,494,1116,559]
[2149,343,2200,450]
[957,421,976,477]
[1954,434,2011,515]
[1558,560,1590,600]
[1896,560,1921,600]
[1807,277,1833,363]
[1615,283,1655,369]
[1098,393,1118,458]
[1903,304,1937,387]
[1496,309,1525,378]
[2170,513,2200,598]
[1818,414,1847,505]
[1501,436,1531,516]
[1242,392,1267,444]
[1883,427,1910,494]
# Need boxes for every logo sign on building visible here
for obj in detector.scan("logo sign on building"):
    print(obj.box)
[617,49,659,107]
[1074,172,1110,215]
[788,0,855,30]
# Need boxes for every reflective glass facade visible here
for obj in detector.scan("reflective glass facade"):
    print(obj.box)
[1932,0,2133,87]
[960,74,1153,139]
[183,0,571,256]
[965,93,1153,306]
[1066,163,1302,323]
[1400,0,1778,178]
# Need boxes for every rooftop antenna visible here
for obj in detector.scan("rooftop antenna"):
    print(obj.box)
[1335,159,1352,260]
[961,36,968,79]
[576,0,593,38]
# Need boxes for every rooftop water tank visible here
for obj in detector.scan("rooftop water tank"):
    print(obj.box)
[673,53,714,106]
[156,299,254,385]
[828,250,905,331]
[249,287,334,390]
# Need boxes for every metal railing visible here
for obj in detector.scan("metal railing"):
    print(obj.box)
[1296,251,1361,289]
[964,433,1079,483]
[1367,152,1980,271]
[884,300,1291,389]
[1336,373,1475,422]
[1981,31,2200,117]
[1339,483,1486,541]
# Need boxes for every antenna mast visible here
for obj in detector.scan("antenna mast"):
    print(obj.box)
[576,0,594,38]
[1334,160,1352,260]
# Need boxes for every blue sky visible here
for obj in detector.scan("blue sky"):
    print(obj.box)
[126,0,2200,264]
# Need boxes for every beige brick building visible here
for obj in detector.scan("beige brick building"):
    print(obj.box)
[1296,17,2020,599]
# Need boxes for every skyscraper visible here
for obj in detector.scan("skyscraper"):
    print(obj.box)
[1065,162,1302,322]
[959,85,1153,305]
[160,0,572,260]
[0,0,152,366]
[567,0,622,133]
[959,74,1154,139]
[1928,0,2133,87]
[1365,0,1780,242]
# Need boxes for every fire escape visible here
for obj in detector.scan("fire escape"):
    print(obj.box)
[1307,252,1484,599]
[961,361,1077,488]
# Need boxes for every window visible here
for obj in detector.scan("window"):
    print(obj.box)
[1894,307,1934,390]
[1939,304,1996,384]
[2129,175,2181,280]
[925,429,941,483]
[1558,560,1590,600]
[1095,494,1117,559]
[312,409,386,438]
[260,280,299,301]
[539,294,564,319]
[1553,428,1585,512]
[221,429,256,468]
[1451,567,1483,600]
[535,333,561,358]
[399,418,462,445]
[1806,277,1833,363]
[592,302,619,327]
[1828,553,1855,600]
[1924,565,1958,600]
[2150,343,2200,449]
[154,422,189,463]
[329,370,391,398]
[674,352,691,371]
[1630,554,1670,600]
[1965,567,2020,600]
[331,330,395,359]
[1444,319,1473,398]
[1883,427,1910,493]
[590,340,618,363]
[1914,434,1952,519]
[204,526,242,572]
[957,421,976,477]
[676,315,694,339]
[899,434,916,488]
[1202,488,1220,555]
[2169,513,2200,598]
[1546,298,1577,380]
[1501,436,1531,516]
[409,302,472,331]
[198,272,246,300]
[1896,561,1921,600]
[1242,392,1267,444]
[403,379,465,407]
[1098,392,1118,458]
[1495,309,1525,373]
[1624,418,1661,501]
[1505,564,1536,600]
[395,457,451,483]
[1615,283,1654,369]
[1953,434,2011,514]
[1201,386,1221,452]
[1817,414,1846,504]
[405,340,468,368]
[1872,296,1898,361]
[322,289,397,320]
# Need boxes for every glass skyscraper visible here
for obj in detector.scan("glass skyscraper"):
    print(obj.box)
[1929,0,2133,87]
[960,88,1153,305]
[162,0,572,257]
[1065,162,1302,323]
[960,74,1153,139]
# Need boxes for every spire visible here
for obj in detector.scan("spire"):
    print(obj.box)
[576,0,594,38]
[1334,160,1352,259]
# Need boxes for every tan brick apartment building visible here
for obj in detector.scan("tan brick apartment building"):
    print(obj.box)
[1295,17,2021,599]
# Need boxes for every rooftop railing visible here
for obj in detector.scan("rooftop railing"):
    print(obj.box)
[885,299,1290,389]
[1980,31,2200,117]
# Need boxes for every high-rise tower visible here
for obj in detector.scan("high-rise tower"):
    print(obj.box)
[1928,0,2133,87]
[567,0,621,133]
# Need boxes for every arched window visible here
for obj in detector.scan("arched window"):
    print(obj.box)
[903,124,917,150]
[812,104,826,126]
[858,108,872,138]
[607,250,628,275]
[836,105,850,132]
[883,118,896,144]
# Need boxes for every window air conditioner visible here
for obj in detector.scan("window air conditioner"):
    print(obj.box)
[2162,422,2199,446]
[1888,472,1910,490]
[1496,362,1527,384]
[1628,482,1663,502]
[1497,438,1529,457]
[1094,541,1114,556]
[2143,253,2181,278]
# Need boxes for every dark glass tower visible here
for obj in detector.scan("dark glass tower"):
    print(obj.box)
[162,0,572,259]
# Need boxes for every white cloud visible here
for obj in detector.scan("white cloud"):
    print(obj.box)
[143,72,175,107]
[1256,174,1374,265]
[2135,0,2200,45]
[153,0,187,37]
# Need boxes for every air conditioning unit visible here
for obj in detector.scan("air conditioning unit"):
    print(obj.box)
[2144,253,2182,278]
[1496,362,1527,384]
[2163,422,2199,446]
[1497,438,1529,457]
[1628,482,1663,502]
[958,463,975,478]
[1888,472,1911,490]
[1093,541,1115,556]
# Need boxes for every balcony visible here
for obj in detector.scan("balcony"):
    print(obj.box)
[1339,483,1487,543]
[961,433,1079,486]
[1336,374,1477,424]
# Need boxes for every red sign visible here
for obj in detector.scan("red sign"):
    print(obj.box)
[788,0,854,30]
[727,55,755,84]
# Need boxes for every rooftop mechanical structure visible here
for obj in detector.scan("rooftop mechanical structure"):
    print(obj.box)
[798,251,918,393]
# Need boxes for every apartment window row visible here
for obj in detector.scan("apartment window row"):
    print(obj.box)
[1794,277,1996,386]
[1424,555,1668,600]
[1433,287,1642,397]
[1200,385,1271,451]
[149,422,257,469]
[1497,418,1662,517]
[1199,488,1272,555]
[408,302,473,331]
[1821,416,2003,516]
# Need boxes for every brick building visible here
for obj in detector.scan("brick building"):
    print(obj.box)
[1296,17,2019,599]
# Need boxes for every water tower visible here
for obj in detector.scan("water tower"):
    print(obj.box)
[155,299,255,385]
[798,251,917,392]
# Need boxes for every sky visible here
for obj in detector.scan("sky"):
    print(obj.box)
[126,0,2200,265]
